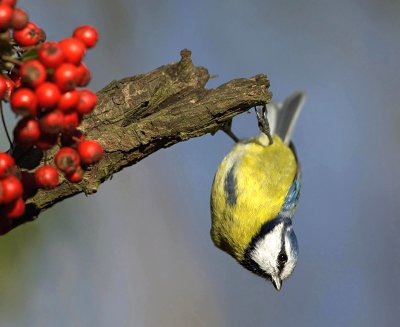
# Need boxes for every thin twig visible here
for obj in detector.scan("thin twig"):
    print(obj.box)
[1,55,23,66]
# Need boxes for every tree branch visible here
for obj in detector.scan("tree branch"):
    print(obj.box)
[1,49,272,235]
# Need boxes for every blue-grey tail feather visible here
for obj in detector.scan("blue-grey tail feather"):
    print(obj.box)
[270,92,306,144]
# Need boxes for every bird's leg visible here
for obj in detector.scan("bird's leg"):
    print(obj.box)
[220,119,240,143]
[256,104,273,145]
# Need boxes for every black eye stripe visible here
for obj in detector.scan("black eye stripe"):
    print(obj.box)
[277,223,287,272]
[278,253,288,264]
[277,252,288,272]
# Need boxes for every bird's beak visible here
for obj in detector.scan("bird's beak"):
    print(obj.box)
[272,276,282,291]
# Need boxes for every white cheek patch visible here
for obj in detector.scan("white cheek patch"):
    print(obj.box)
[250,224,284,276]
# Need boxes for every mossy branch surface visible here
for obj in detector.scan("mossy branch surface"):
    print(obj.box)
[1,49,272,235]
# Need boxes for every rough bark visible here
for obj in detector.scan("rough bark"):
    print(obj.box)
[1,49,272,235]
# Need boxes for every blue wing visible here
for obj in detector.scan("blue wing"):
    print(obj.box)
[279,164,302,219]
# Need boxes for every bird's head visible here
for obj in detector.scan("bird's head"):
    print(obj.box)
[242,217,299,290]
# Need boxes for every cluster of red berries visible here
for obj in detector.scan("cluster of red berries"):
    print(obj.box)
[0,0,104,220]
[0,152,24,218]
[0,1,29,37]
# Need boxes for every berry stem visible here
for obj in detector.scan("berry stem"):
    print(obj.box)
[0,101,14,151]
[1,55,23,66]
[72,136,82,143]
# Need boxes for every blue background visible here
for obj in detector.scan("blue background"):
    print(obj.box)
[1,0,400,326]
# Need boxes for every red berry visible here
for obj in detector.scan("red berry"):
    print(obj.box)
[63,110,81,131]
[34,132,58,150]
[0,4,13,31]
[58,90,79,112]
[73,25,98,48]
[2,197,25,219]
[39,110,64,134]
[59,37,86,65]
[10,88,38,116]
[20,60,47,88]
[0,1,16,7]
[38,42,65,68]
[54,63,78,92]
[11,7,28,30]
[0,152,15,179]
[13,21,41,46]
[0,175,23,204]
[34,165,59,189]
[14,118,40,146]
[66,165,83,183]
[35,82,61,110]
[54,147,80,174]
[60,129,84,148]
[76,89,97,115]
[0,75,7,99]
[78,140,104,165]
[76,63,91,86]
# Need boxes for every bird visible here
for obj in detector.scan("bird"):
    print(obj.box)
[210,92,306,291]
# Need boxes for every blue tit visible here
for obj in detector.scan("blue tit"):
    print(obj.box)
[210,92,305,291]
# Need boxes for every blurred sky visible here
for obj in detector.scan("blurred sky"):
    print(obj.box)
[1,0,400,326]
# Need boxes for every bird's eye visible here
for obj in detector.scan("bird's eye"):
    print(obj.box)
[278,253,288,264]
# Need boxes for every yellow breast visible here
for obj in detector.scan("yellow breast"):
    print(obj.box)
[210,136,297,261]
